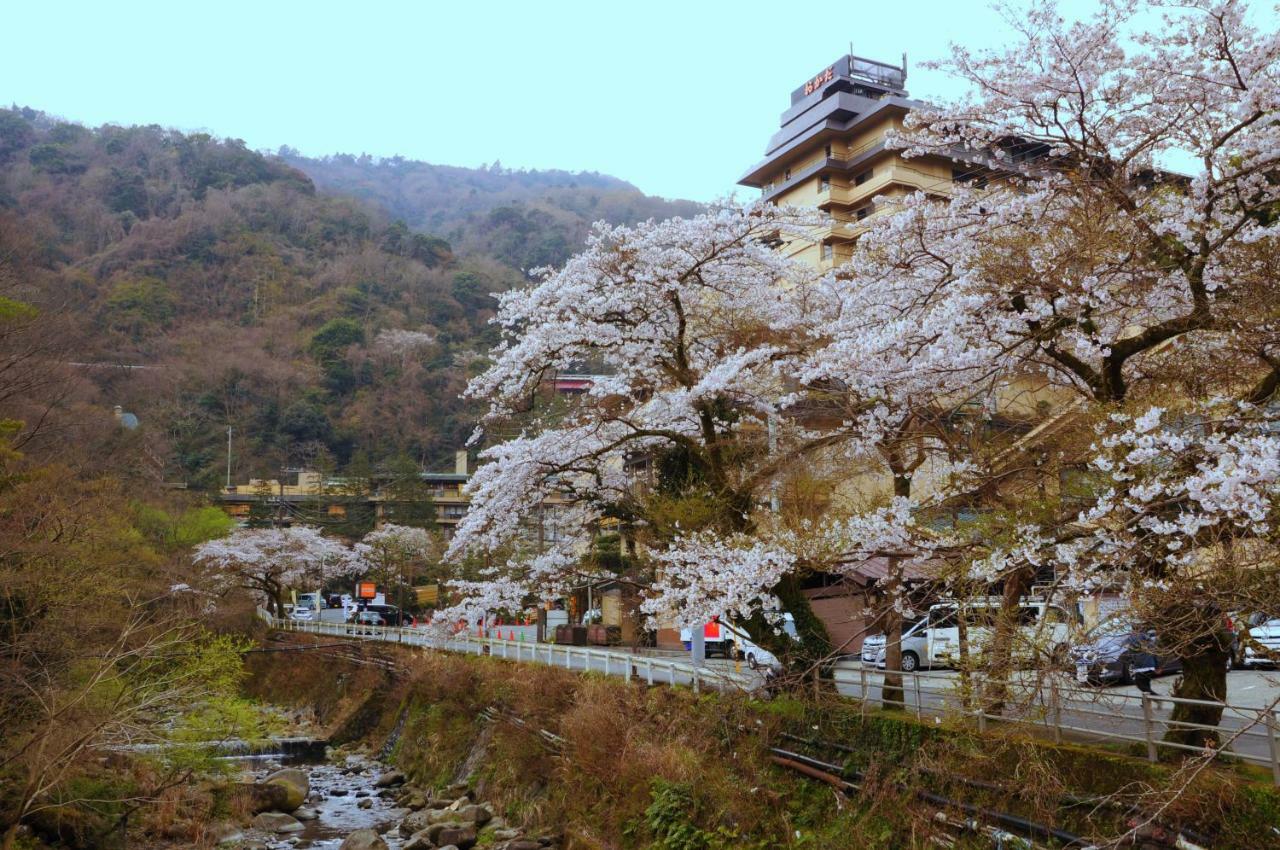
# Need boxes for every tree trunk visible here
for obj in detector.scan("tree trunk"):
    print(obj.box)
[982,567,1033,715]
[881,558,905,711]
[1164,638,1229,752]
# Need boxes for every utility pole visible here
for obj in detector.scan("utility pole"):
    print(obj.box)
[225,426,233,490]
[277,467,288,528]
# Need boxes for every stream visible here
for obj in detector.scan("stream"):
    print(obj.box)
[225,749,407,849]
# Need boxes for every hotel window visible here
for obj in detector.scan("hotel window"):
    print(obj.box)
[784,167,792,181]
[820,243,833,260]
[855,168,873,186]
[856,206,871,221]
[818,175,830,193]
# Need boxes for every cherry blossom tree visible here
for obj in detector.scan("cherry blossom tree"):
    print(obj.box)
[867,0,1280,714]
[348,523,441,612]
[443,202,885,659]
[193,525,350,615]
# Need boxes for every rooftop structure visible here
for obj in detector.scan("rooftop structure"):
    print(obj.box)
[739,53,959,268]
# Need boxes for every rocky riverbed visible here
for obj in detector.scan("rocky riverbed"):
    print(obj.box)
[212,747,559,850]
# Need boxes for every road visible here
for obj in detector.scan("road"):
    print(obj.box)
[830,660,1280,764]
[298,608,1280,768]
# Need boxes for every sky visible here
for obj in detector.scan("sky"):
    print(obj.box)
[0,1,1187,202]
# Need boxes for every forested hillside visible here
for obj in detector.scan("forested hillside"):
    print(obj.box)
[279,150,704,272]
[0,107,701,491]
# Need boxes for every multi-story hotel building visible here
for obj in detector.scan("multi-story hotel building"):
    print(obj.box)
[738,54,962,268]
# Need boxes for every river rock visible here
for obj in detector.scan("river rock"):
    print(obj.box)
[251,811,304,833]
[436,824,477,849]
[331,787,350,797]
[402,831,433,850]
[460,803,492,826]
[399,809,432,836]
[403,791,427,810]
[375,769,406,787]
[339,828,389,850]
[500,842,542,850]
[293,807,318,820]
[357,797,374,809]
[262,767,310,812]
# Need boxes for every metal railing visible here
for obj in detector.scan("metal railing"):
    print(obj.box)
[262,612,1280,784]
[832,662,1280,783]
[266,616,755,694]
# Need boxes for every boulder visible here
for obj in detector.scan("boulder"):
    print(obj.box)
[399,809,431,836]
[357,798,374,809]
[293,807,319,821]
[500,842,542,850]
[490,828,520,841]
[404,792,428,810]
[251,812,304,833]
[339,828,389,850]
[459,803,492,826]
[436,825,477,849]
[402,831,434,850]
[262,768,310,812]
[330,788,350,797]
[375,769,406,788]
[232,781,291,814]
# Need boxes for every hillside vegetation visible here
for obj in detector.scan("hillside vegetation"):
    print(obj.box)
[278,150,704,273]
[0,107,701,489]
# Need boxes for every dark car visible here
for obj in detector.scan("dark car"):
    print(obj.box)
[346,609,385,635]
[356,604,415,628]
[1071,626,1182,686]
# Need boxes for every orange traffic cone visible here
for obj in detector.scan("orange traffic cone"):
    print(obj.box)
[506,629,514,641]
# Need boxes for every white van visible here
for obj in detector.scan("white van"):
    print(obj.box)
[877,599,1076,671]
[680,614,797,668]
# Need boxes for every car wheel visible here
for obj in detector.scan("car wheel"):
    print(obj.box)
[747,653,759,670]
[901,651,920,673]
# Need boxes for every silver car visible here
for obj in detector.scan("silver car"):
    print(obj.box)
[872,619,928,672]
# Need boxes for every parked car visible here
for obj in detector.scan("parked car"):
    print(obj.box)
[1071,625,1182,685]
[873,618,930,672]
[1242,617,1280,668]
[720,621,794,670]
[875,599,1076,671]
[861,617,924,665]
[681,614,797,662]
[290,604,316,622]
[358,604,415,627]
[347,609,385,634]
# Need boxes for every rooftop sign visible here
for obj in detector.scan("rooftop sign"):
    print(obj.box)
[789,54,907,105]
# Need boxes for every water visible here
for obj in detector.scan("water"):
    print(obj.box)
[235,752,407,849]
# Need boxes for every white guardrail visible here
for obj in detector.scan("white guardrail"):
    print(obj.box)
[262,611,1280,784]
[264,614,756,694]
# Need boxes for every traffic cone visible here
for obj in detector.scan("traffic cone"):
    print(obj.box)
[507,629,514,641]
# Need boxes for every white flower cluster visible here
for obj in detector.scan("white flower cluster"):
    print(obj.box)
[640,534,796,629]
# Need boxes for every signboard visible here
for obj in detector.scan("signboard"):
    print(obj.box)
[356,581,377,600]
[414,584,439,606]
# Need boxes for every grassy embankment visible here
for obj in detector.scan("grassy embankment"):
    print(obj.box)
[244,633,1280,849]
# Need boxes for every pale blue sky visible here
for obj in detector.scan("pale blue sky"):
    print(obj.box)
[0,1,1196,201]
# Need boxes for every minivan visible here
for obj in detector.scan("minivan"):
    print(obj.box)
[877,599,1076,671]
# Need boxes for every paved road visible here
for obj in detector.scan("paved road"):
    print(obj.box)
[289,611,1280,768]
[831,660,1280,764]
